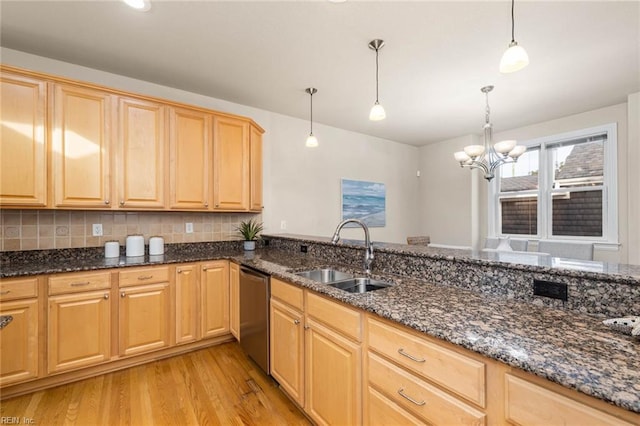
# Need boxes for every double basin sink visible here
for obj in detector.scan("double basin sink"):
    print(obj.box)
[294,268,392,294]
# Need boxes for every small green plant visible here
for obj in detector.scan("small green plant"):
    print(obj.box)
[236,219,264,241]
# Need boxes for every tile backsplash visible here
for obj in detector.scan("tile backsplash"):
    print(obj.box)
[0,210,261,251]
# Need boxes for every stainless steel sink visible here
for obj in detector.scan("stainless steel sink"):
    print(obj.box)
[295,268,354,283]
[328,277,392,294]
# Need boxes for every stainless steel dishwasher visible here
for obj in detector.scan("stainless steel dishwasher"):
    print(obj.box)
[239,266,270,374]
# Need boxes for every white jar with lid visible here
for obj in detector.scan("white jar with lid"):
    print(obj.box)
[149,236,165,256]
[125,235,145,257]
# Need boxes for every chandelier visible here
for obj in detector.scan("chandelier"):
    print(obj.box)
[454,86,526,181]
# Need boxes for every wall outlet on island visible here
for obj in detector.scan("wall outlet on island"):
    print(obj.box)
[185,223,194,234]
[92,224,103,237]
[280,220,287,230]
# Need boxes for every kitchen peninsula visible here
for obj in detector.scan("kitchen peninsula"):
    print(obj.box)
[1,234,638,425]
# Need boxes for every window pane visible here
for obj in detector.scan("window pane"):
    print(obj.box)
[552,190,603,237]
[501,196,537,235]
[552,140,603,188]
[499,147,539,192]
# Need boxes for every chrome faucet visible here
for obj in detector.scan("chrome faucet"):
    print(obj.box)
[331,219,374,274]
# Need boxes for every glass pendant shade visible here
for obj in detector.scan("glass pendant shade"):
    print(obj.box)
[305,134,318,148]
[369,102,386,121]
[454,151,471,162]
[508,145,527,158]
[464,145,486,159]
[494,139,517,154]
[500,42,529,73]
[123,0,151,11]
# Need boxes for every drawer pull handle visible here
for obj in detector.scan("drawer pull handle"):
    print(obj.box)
[0,315,13,329]
[398,348,425,363]
[0,290,10,295]
[398,388,426,406]
[70,281,90,287]
[137,275,153,281]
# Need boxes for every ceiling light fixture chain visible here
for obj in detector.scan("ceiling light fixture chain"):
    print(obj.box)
[305,88,318,148]
[453,86,527,181]
[368,39,386,121]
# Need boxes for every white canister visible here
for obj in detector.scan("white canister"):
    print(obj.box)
[149,236,165,256]
[125,235,145,257]
[104,241,120,258]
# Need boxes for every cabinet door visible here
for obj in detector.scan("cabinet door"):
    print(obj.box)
[229,262,240,340]
[48,290,111,373]
[365,386,424,426]
[305,317,362,426]
[117,97,167,209]
[0,71,47,207]
[249,125,263,212]
[175,264,198,344]
[52,83,113,208]
[0,298,38,386]
[270,298,304,406]
[201,261,229,338]
[119,283,170,356]
[213,116,249,210]
[169,107,211,209]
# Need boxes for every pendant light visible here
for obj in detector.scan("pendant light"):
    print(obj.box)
[368,39,386,121]
[305,88,318,148]
[499,0,529,73]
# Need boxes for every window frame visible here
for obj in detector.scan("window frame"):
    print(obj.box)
[488,123,618,246]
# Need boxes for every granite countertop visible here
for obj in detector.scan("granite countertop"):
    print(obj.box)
[1,245,638,413]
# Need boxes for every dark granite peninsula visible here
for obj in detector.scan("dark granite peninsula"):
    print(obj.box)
[1,234,639,416]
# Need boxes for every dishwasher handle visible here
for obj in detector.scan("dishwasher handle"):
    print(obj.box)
[240,266,269,280]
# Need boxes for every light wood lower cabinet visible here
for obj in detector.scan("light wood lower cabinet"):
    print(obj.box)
[229,262,240,340]
[269,278,362,425]
[175,264,198,344]
[0,276,39,386]
[119,281,171,357]
[201,260,230,339]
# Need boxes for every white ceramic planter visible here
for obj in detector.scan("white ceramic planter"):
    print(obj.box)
[243,240,256,251]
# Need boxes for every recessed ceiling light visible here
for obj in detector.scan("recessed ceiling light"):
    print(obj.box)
[123,0,151,12]
[328,0,347,3]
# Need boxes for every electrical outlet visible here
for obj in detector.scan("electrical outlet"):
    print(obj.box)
[280,220,287,230]
[533,279,568,301]
[300,245,308,253]
[185,223,194,234]
[92,224,103,237]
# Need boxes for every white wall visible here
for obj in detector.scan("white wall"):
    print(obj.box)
[1,48,420,244]
[419,102,637,263]
[417,134,481,249]
[627,92,640,265]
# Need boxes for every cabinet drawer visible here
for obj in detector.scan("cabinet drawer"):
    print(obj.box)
[271,278,303,311]
[0,277,38,301]
[366,385,424,426]
[505,374,636,426]
[48,272,111,295]
[368,352,485,426]
[306,291,362,341]
[119,266,169,287]
[367,316,485,407]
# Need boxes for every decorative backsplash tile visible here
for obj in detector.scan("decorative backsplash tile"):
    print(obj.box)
[0,210,260,251]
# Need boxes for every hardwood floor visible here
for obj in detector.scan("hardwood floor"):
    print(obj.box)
[0,342,311,426]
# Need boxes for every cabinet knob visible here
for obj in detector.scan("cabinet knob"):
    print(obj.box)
[120,292,126,298]
[119,200,125,206]
[177,269,182,274]
[294,319,300,325]
[104,294,109,299]
[202,267,208,271]
[304,325,310,330]
[215,204,219,208]
[204,202,209,207]
[104,200,110,205]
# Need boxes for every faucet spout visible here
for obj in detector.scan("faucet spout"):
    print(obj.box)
[330,219,374,274]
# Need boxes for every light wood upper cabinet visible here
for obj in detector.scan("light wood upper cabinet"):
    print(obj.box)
[169,107,211,210]
[213,115,249,210]
[175,264,198,344]
[52,83,113,208]
[249,125,263,212]
[201,260,230,338]
[0,71,47,207]
[117,97,167,209]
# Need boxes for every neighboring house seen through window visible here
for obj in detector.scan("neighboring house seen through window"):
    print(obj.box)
[488,124,618,245]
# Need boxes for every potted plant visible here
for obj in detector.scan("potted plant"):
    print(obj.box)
[236,219,264,251]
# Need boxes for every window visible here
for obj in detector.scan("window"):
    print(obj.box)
[488,124,617,245]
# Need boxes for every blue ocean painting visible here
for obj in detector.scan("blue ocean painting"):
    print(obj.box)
[341,179,386,227]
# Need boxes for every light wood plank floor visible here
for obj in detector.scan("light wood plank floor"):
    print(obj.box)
[0,342,311,426]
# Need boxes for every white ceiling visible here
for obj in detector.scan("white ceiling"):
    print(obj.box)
[1,1,638,146]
